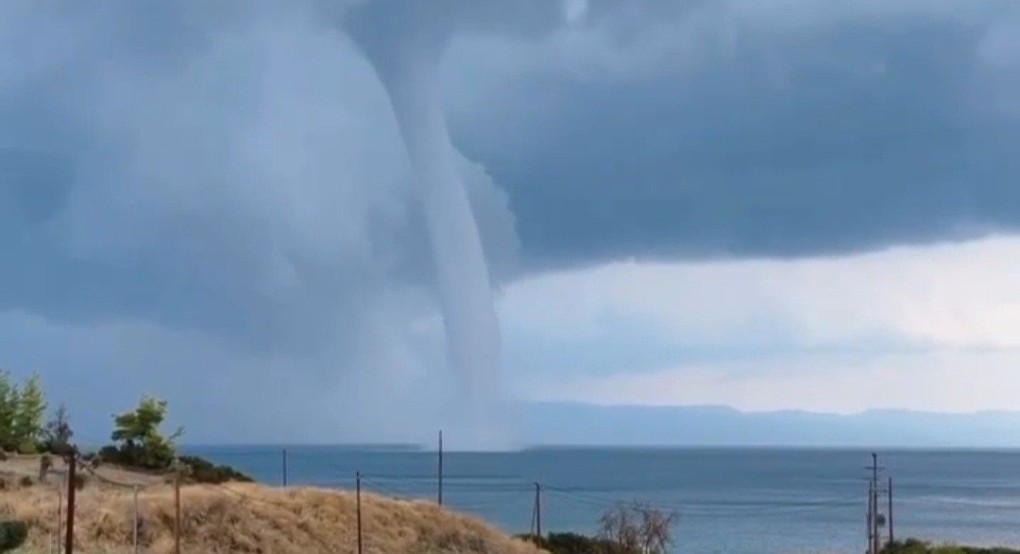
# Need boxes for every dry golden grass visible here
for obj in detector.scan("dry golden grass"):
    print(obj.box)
[0,481,545,554]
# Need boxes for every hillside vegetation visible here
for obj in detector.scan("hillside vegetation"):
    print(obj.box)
[0,481,544,554]
[0,377,541,553]
[884,539,1020,554]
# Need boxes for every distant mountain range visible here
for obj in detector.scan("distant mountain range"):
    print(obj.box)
[522,402,1020,448]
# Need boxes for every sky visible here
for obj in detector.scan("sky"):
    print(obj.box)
[2,0,1020,444]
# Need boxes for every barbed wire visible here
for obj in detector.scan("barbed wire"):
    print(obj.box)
[81,466,162,490]
[73,448,1020,534]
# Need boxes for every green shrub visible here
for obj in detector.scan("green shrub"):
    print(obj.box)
[177,455,253,484]
[0,520,28,552]
[97,445,125,465]
[95,445,250,484]
[883,539,1020,554]
[517,532,638,554]
[17,476,31,488]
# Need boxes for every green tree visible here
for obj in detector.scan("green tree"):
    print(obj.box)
[0,372,14,451]
[12,374,47,453]
[110,396,183,469]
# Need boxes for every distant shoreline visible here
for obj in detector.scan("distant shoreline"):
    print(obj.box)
[179,443,1020,452]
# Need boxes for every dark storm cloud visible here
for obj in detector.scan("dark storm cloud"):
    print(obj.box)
[3,0,1020,441]
[0,0,518,350]
[446,2,1020,266]
[0,0,525,442]
[7,0,1017,339]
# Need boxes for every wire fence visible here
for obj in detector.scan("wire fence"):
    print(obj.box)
[36,448,1020,554]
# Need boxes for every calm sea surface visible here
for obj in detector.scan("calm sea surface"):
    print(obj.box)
[186,446,1020,554]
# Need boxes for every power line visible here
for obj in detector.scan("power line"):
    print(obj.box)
[360,478,413,500]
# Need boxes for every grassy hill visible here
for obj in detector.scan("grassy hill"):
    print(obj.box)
[0,457,542,554]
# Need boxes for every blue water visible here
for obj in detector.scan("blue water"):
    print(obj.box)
[186,446,1020,554]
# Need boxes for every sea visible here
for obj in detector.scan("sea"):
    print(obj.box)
[186,446,1020,554]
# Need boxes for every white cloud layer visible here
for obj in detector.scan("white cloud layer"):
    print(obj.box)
[522,352,1020,413]
[502,235,1020,412]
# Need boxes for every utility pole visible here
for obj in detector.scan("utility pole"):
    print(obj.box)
[865,453,886,554]
[438,430,443,506]
[282,448,288,488]
[873,452,881,554]
[866,479,874,554]
[888,477,894,547]
[54,481,63,554]
[872,453,879,554]
[356,471,363,554]
[133,485,140,554]
[174,463,182,554]
[65,454,76,554]
[533,483,542,545]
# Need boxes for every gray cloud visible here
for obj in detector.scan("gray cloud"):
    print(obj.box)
[0,0,522,442]
[444,0,1020,267]
[1,0,520,335]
